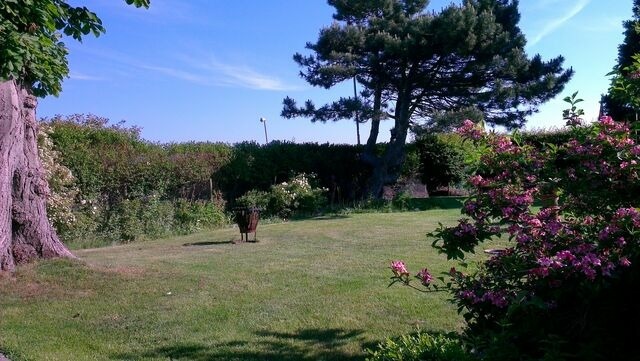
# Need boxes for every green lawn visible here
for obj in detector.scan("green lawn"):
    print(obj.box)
[0,209,493,361]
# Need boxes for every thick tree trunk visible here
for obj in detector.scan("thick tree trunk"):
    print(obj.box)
[363,87,411,199]
[0,79,74,272]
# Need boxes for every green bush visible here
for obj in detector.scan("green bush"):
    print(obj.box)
[173,200,228,234]
[415,134,466,193]
[60,207,102,249]
[236,173,327,219]
[100,198,173,243]
[519,128,573,149]
[58,198,226,247]
[366,332,474,361]
[235,190,271,210]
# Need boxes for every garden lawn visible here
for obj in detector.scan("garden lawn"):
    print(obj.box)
[0,209,496,361]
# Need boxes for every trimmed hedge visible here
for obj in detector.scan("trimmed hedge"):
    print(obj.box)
[44,114,550,245]
[215,141,371,206]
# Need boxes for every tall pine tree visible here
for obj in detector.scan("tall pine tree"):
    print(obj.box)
[283,0,572,197]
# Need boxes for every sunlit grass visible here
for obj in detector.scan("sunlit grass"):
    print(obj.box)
[0,209,495,361]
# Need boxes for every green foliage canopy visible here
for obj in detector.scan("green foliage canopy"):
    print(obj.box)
[0,0,149,97]
[603,0,640,121]
[283,0,573,130]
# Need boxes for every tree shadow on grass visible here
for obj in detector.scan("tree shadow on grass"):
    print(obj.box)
[308,214,351,221]
[111,328,373,361]
[182,241,233,247]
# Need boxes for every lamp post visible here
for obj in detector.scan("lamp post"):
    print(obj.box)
[353,77,361,145]
[259,117,269,144]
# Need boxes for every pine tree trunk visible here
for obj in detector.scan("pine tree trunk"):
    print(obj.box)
[363,88,410,198]
[0,79,74,272]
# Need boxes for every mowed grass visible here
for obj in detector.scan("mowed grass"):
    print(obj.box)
[0,209,494,361]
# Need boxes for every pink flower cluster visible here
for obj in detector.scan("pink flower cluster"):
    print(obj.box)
[430,115,640,317]
[458,289,509,308]
[390,261,434,287]
[456,119,483,140]
[390,260,409,277]
[417,268,433,286]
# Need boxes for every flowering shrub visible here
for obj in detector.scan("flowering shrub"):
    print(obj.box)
[237,173,327,219]
[38,123,79,234]
[392,114,640,360]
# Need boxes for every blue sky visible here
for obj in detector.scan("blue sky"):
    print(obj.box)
[39,0,633,144]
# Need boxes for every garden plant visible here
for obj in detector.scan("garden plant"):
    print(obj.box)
[391,102,640,360]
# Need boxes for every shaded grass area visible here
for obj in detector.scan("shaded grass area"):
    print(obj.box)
[403,197,466,210]
[0,210,492,361]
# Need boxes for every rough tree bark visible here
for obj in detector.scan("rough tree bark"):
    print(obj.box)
[0,79,74,272]
[362,85,411,198]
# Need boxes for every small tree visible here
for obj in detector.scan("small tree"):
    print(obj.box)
[0,0,149,271]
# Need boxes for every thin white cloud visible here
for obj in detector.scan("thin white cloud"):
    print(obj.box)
[139,65,210,85]
[140,60,296,91]
[179,55,298,91]
[529,0,591,47]
[74,45,296,91]
[203,59,296,91]
[69,71,104,81]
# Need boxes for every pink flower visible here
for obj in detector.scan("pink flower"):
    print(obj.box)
[502,207,516,218]
[390,260,409,277]
[456,119,484,140]
[537,257,553,267]
[583,253,602,267]
[531,267,550,278]
[469,175,487,187]
[544,221,563,236]
[582,267,597,280]
[416,268,433,286]
[458,289,477,303]
[527,218,542,228]
[556,250,576,263]
[615,207,639,219]
[600,115,615,126]
[493,136,513,153]
[483,290,509,308]
[620,257,632,267]
[602,262,615,276]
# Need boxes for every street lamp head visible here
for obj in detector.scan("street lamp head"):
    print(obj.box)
[260,117,266,123]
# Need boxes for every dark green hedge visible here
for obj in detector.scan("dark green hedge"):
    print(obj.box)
[215,141,371,205]
[519,128,573,148]
[45,115,231,205]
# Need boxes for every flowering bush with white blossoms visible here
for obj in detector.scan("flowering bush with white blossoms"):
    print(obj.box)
[270,173,327,217]
[237,173,328,219]
[38,123,79,234]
